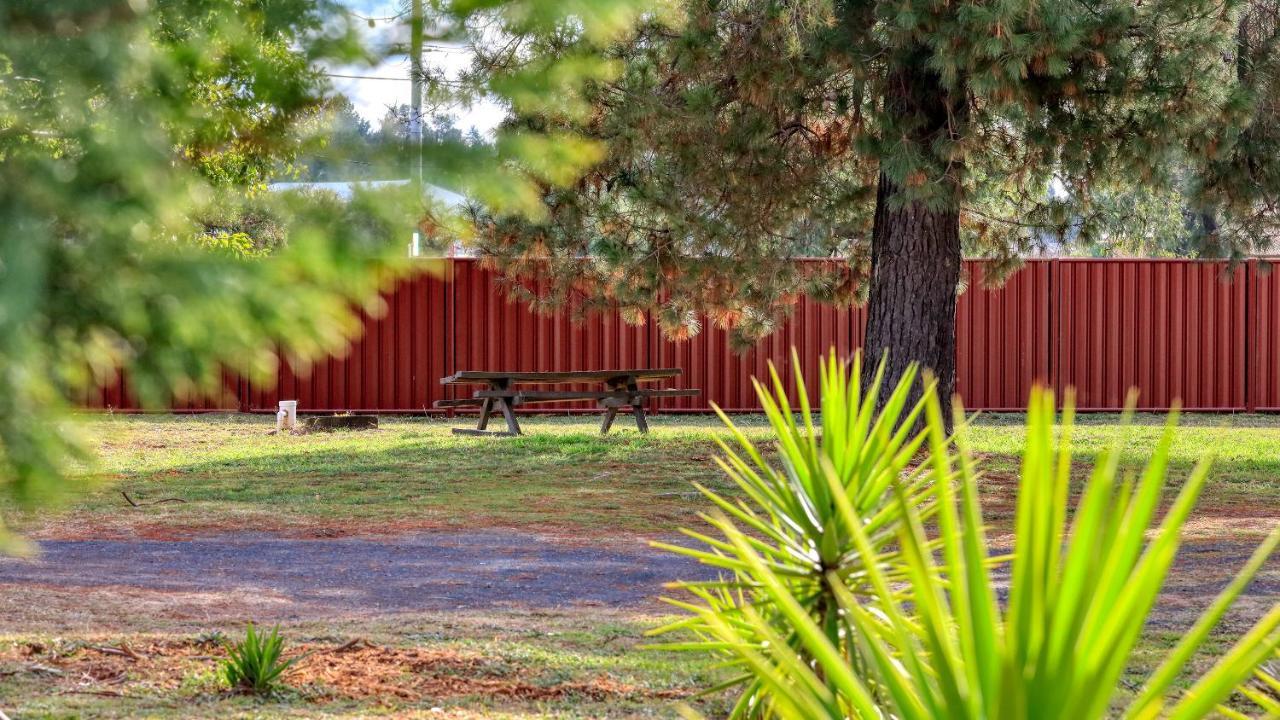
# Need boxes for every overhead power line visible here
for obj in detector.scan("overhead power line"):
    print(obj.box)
[326,72,412,81]
[343,8,410,23]
[323,72,469,87]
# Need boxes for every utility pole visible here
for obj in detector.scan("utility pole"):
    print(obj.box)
[408,0,424,193]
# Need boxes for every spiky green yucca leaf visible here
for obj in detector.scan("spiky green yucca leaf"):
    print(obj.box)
[222,623,294,695]
[1219,648,1280,719]
[650,350,959,717]
[661,362,1280,719]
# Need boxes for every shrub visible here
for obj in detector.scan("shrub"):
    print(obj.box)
[657,351,1280,719]
[1227,649,1280,717]
[649,350,950,715]
[222,623,294,695]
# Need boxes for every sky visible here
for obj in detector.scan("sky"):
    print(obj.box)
[328,0,506,134]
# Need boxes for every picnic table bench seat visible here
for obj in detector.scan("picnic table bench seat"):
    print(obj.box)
[433,369,699,436]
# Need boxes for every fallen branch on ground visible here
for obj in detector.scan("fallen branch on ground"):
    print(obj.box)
[88,644,145,661]
[287,637,374,665]
[328,638,373,653]
[121,491,185,507]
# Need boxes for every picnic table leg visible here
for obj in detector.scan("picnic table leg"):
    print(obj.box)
[626,378,650,433]
[599,379,631,435]
[600,407,618,434]
[485,379,521,435]
[476,398,494,430]
[631,404,649,433]
[498,398,521,435]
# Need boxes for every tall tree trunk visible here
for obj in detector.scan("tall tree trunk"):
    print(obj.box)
[862,174,962,409]
[861,57,964,417]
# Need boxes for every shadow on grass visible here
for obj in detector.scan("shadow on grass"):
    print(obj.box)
[71,420,737,532]
[64,413,1280,533]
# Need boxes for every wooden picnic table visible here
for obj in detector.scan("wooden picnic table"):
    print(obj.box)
[434,369,699,436]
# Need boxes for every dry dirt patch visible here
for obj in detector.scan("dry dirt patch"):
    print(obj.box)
[2,638,685,704]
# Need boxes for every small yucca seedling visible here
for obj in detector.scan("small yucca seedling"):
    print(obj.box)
[222,623,294,695]
[195,629,227,647]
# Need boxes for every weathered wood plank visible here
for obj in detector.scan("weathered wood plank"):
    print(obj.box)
[598,397,639,408]
[472,388,701,404]
[630,388,700,398]
[441,369,682,385]
[473,390,617,400]
[432,398,487,408]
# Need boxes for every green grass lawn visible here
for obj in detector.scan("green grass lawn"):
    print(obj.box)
[0,410,1275,718]
[20,410,1279,539]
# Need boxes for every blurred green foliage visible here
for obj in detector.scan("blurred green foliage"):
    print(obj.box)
[0,0,655,549]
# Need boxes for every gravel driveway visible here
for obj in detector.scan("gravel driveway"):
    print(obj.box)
[0,530,712,618]
[0,531,1272,632]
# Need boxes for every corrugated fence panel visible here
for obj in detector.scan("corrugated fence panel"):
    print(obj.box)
[652,263,863,412]
[954,261,1052,411]
[82,372,137,411]
[83,369,240,412]
[172,371,243,411]
[1056,260,1247,410]
[779,269,866,411]
[652,320,783,412]
[79,258,1276,414]
[448,260,652,410]
[1250,260,1280,411]
[245,262,451,412]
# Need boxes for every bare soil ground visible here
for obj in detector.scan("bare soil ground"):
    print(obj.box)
[2,637,686,706]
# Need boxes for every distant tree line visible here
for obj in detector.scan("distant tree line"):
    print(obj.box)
[287,96,490,183]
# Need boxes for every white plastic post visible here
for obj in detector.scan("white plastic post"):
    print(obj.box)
[279,400,298,430]
[410,232,421,258]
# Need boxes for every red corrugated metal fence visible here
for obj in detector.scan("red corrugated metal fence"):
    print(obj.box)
[83,258,1280,413]
[652,264,864,412]
[1251,259,1280,411]
[245,268,453,412]
[447,262,653,410]
[1056,260,1249,411]
[955,260,1053,411]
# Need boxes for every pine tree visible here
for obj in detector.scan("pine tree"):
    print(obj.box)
[1193,0,1280,251]
[475,0,1277,406]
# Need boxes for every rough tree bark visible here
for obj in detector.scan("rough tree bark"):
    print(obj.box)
[861,56,965,419]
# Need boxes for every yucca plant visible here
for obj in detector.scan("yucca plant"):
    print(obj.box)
[1223,649,1280,718]
[222,623,294,695]
[660,358,1280,719]
[650,350,961,716]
